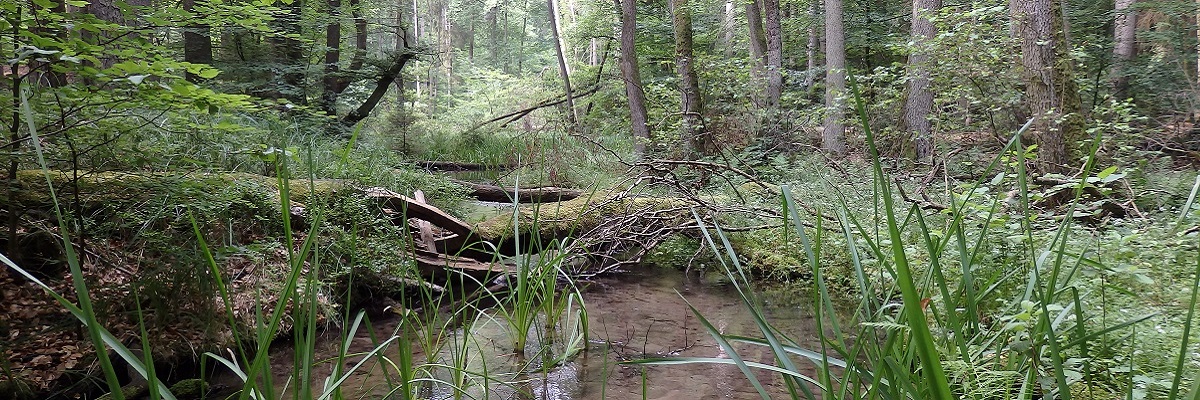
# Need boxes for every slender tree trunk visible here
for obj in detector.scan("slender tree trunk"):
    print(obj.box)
[350,0,366,70]
[902,0,940,161]
[722,0,735,57]
[395,0,415,104]
[1013,0,1083,173]
[669,0,711,157]
[763,0,783,107]
[617,0,651,156]
[746,0,767,68]
[518,0,529,74]
[322,0,343,115]
[803,0,819,88]
[488,6,501,65]
[548,0,577,125]
[1110,0,1136,99]
[439,0,452,105]
[822,0,846,154]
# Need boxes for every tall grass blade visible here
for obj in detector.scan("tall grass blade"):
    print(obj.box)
[1167,252,1200,400]
[848,72,955,400]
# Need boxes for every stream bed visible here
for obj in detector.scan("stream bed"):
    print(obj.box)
[222,266,822,399]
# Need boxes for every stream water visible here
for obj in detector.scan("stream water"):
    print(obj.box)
[220,266,822,399]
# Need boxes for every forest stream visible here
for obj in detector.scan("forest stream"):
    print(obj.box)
[212,266,823,399]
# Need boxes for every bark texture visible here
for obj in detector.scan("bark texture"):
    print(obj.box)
[617,0,651,156]
[746,0,768,67]
[182,0,213,83]
[1110,0,1136,99]
[822,0,846,154]
[1013,0,1083,173]
[321,0,344,115]
[669,0,712,157]
[902,0,940,161]
[763,0,784,107]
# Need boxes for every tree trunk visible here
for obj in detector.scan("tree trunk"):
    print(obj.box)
[350,0,366,71]
[182,0,216,81]
[803,0,819,88]
[395,0,415,104]
[745,0,767,68]
[822,0,846,154]
[321,0,343,115]
[548,0,577,126]
[669,0,711,157]
[902,0,940,161]
[1111,0,1136,99]
[1012,0,1083,173]
[763,0,783,108]
[722,0,735,57]
[617,0,651,156]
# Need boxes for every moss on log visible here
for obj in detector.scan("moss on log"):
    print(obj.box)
[3,170,347,208]
[472,192,689,250]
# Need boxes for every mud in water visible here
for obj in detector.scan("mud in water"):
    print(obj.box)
[575,266,821,399]
[212,266,824,399]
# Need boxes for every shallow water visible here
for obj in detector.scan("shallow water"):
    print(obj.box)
[215,266,823,399]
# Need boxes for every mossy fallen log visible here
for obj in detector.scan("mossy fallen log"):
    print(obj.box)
[3,170,347,207]
[470,192,690,255]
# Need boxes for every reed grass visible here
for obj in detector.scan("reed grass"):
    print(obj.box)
[628,76,1200,400]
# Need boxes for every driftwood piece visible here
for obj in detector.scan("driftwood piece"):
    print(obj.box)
[450,179,583,203]
[411,190,437,251]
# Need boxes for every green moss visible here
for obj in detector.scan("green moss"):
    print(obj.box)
[473,192,689,242]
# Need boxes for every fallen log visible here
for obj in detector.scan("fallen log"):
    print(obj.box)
[413,160,516,172]
[450,179,583,203]
[411,248,514,280]
[365,187,477,239]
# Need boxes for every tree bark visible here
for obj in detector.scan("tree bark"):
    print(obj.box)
[1110,0,1136,99]
[181,0,213,83]
[803,0,819,88]
[902,0,940,161]
[669,0,712,157]
[350,0,366,71]
[722,0,736,57]
[548,0,578,126]
[763,0,783,107]
[745,0,767,68]
[822,0,846,154]
[321,0,343,115]
[1013,0,1083,173]
[617,0,651,156]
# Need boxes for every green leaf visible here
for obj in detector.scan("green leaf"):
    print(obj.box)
[197,67,220,79]
[1097,166,1118,180]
